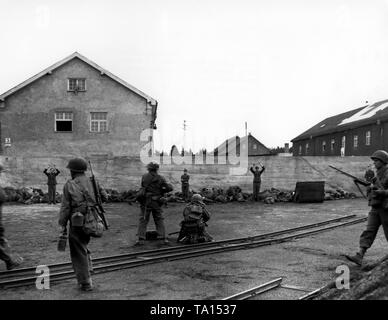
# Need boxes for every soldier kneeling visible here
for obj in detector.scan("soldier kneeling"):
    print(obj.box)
[177,194,213,244]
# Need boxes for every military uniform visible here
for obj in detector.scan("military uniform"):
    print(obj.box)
[44,168,60,204]
[0,185,23,270]
[346,150,388,266]
[250,166,265,201]
[58,159,106,290]
[0,187,12,267]
[181,172,190,201]
[177,195,213,244]
[137,170,171,242]
[359,165,388,250]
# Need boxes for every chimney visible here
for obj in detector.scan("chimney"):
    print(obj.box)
[284,143,289,153]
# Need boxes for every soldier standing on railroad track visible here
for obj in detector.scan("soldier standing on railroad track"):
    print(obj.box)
[58,158,107,291]
[135,162,173,246]
[346,150,388,266]
[0,165,23,270]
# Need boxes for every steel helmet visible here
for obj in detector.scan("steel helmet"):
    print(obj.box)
[371,150,388,164]
[191,194,204,203]
[146,162,160,171]
[66,158,88,172]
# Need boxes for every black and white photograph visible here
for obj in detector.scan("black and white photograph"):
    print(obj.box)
[1,0,388,310]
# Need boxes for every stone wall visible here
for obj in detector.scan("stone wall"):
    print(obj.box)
[0,155,372,195]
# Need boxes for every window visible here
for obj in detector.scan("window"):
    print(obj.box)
[55,112,73,132]
[253,144,257,150]
[322,141,326,152]
[341,136,346,148]
[331,139,335,151]
[354,135,358,148]
[68,78,86,91]
[298,145,302,155]
[90,112,108,132]
[366,131,371,146]
[306,143,309,154]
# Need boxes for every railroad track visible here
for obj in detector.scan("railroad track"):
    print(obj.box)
[0,214,366,289]
[222,277,326,300]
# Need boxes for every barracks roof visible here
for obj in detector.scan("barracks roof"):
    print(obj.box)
[0,52,157,105]
[292,99,388,142]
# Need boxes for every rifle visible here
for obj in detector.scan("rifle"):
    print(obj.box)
[329,165,370,198]
[88,160,109,230]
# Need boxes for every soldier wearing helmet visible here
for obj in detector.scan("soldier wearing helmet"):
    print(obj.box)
[135,162,173,245]
[346,150,388,266]
[58,158,107,291]
[0,165,23,270]
[177,194,213,244]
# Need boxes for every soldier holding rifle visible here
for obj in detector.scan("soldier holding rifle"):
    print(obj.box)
[135,162,172,245]
[58,158,107,291]
[345,150,388,266]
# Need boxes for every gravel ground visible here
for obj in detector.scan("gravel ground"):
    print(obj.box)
[1,198,387,300]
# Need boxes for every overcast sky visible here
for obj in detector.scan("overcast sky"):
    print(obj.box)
[1,0,388,153]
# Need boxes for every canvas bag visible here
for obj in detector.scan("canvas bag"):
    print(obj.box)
[83,205,104,238]
[73,180,104,238]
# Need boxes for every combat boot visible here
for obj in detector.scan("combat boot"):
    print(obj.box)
[79,283,93,292]
[6,256,23,270]
[345,252,364,266]
[134,239,145,246]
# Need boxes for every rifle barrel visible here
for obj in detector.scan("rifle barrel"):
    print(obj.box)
[329,165,370,187]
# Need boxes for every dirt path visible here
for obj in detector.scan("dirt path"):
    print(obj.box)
[1,199,386,299]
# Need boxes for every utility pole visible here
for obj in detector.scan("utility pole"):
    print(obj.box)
[245,122,247,136]
[183,120,187,153]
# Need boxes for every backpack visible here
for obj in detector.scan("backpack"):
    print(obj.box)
[83,205,104,238]
[73,180,105,238]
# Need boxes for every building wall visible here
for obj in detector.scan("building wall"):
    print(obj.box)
[0,57,153,158]
[293,121,387,156]
[0,154,372,196]
[247,136,270,156]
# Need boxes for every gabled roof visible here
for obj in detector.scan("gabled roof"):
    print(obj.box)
[292,99,388,142]
[215,134,270,155]
[247,133,271,153]
[0,52,157,105]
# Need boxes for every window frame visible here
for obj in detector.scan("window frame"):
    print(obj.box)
[330,139,335,152]
[366,131,371,146]
[55,112,73,132]
[353,135,358,148]
[90,112,108,133]
[67,78,86,92]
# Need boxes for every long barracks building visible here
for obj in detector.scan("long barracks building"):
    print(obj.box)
[291,99,388,156]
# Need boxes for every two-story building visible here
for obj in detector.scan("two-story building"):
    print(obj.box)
[0,52,157,158]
